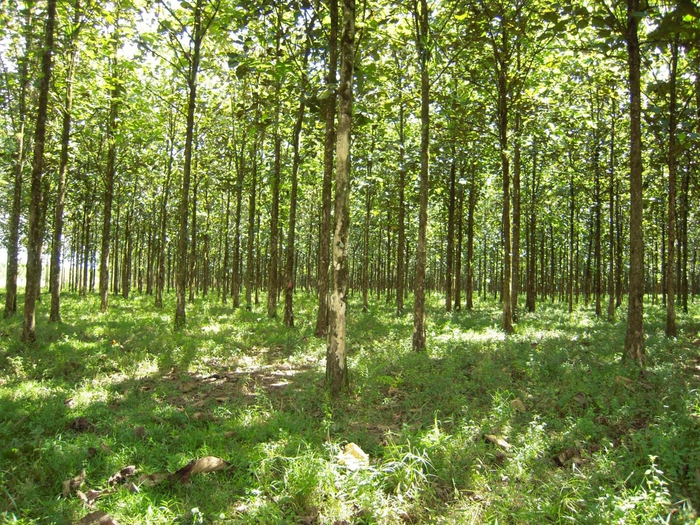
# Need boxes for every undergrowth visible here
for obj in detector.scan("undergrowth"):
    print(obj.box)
[1,291,699,524]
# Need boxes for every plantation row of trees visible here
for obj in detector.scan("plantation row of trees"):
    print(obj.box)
[1,0,699,393]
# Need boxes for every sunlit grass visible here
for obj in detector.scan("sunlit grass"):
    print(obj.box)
[0,290,699,523]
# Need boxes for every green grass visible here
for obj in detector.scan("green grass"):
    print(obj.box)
[1,290,699,524]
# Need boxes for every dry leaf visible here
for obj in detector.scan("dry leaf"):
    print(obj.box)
[133,426,146,438]
[76,510,118,525]
[181,382,198,393]
[100,442,113,453]
[215,396,229,403]
[224,431,237,438]
[62,469,86,497]
[136,473,169,487]
[87,447,97,458]
[485,434,512,450]
[77,488,111,506]
[337,442,370,471]
[173,456,230,484]
[65,398,75,408]
[510,398,526,412]
[193,412,207,421]
[108,465,136,486]
[573,392,587,406]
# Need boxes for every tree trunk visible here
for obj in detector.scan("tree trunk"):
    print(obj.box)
[284,100,305,327]
[511,108,521,321]
[246,130,260,310]
[466,168,477,311]
[155,116,175,308]
[99,29,121,313]
[326,0,354,396]
[454,174,464,311]
[4,5,32,318]
[445,152,456,312]
[412,0,430,351]
[665,37,678,337]
[608,100,616,322]
[362,182,371,312]
[395,67,406,315]
[175,0,203,329]
[315,0,338,336]
[624,0,645,363]
[22,0,56,343]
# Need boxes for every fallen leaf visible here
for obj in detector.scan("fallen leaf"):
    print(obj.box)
[387,386,401,396]
[485,434,512,450]
[337,442,369,471]
[510,398,526,412]
[215,396,229,403]
[62,469,86,497]
[100,442,113,453]
[108,465,137,486]
[126,482,139,493]
[193,399,206,407]
[573,392,587,406]
[224,431,237,438]
[76,510,118,525]
[181,382,198,393]
[87,447,97,458]
[136,473,169,487]
[65,398,75,408]
[193,412,208,421]
[77,488,111,506]
[133,426,146,438]
[172,456,230,484]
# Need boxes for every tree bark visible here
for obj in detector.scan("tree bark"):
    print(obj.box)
[155,115,175,308]
[327,0,354,396]
[315,0,338,336]
[412,0,430,351]
[22,0,57,342]
[665,37,678,337]
[284,100,305,327]
[445,152,456,312]
[99,28,121,313]
[624,0,645,363]
[175,0,203,329]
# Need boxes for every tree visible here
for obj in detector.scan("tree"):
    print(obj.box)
[22,0,57,343]
[412,0,430,351]
[327,0,355,396]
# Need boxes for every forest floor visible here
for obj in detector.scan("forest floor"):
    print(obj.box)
[1,291,699,524]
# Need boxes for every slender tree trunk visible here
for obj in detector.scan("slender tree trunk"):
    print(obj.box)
[594,100,602,318]
[445,152,456,312]
[246,130,260,310]
[511,108,521,321]
[362,183,371,312]
[466,170,477,311]
[608,101,616,322]
[624,0,645,363]
[665,37,678,337]
[454,175,464,311]
[22,0,56,342]
[155,118,175,308]
[4,6,32,318]
[316,0,338,335]
[327,0,355,396]
[175,0,203,329]
[188,159,199,304]
[496,37,513,333]
[99,30,121,313]
[232,142,245,308]
[222,186,231,304]
[396,70,406,315]
[284,100,305,327]
[412,0,430,351]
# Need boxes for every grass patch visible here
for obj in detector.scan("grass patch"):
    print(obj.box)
[1,291,699,523]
